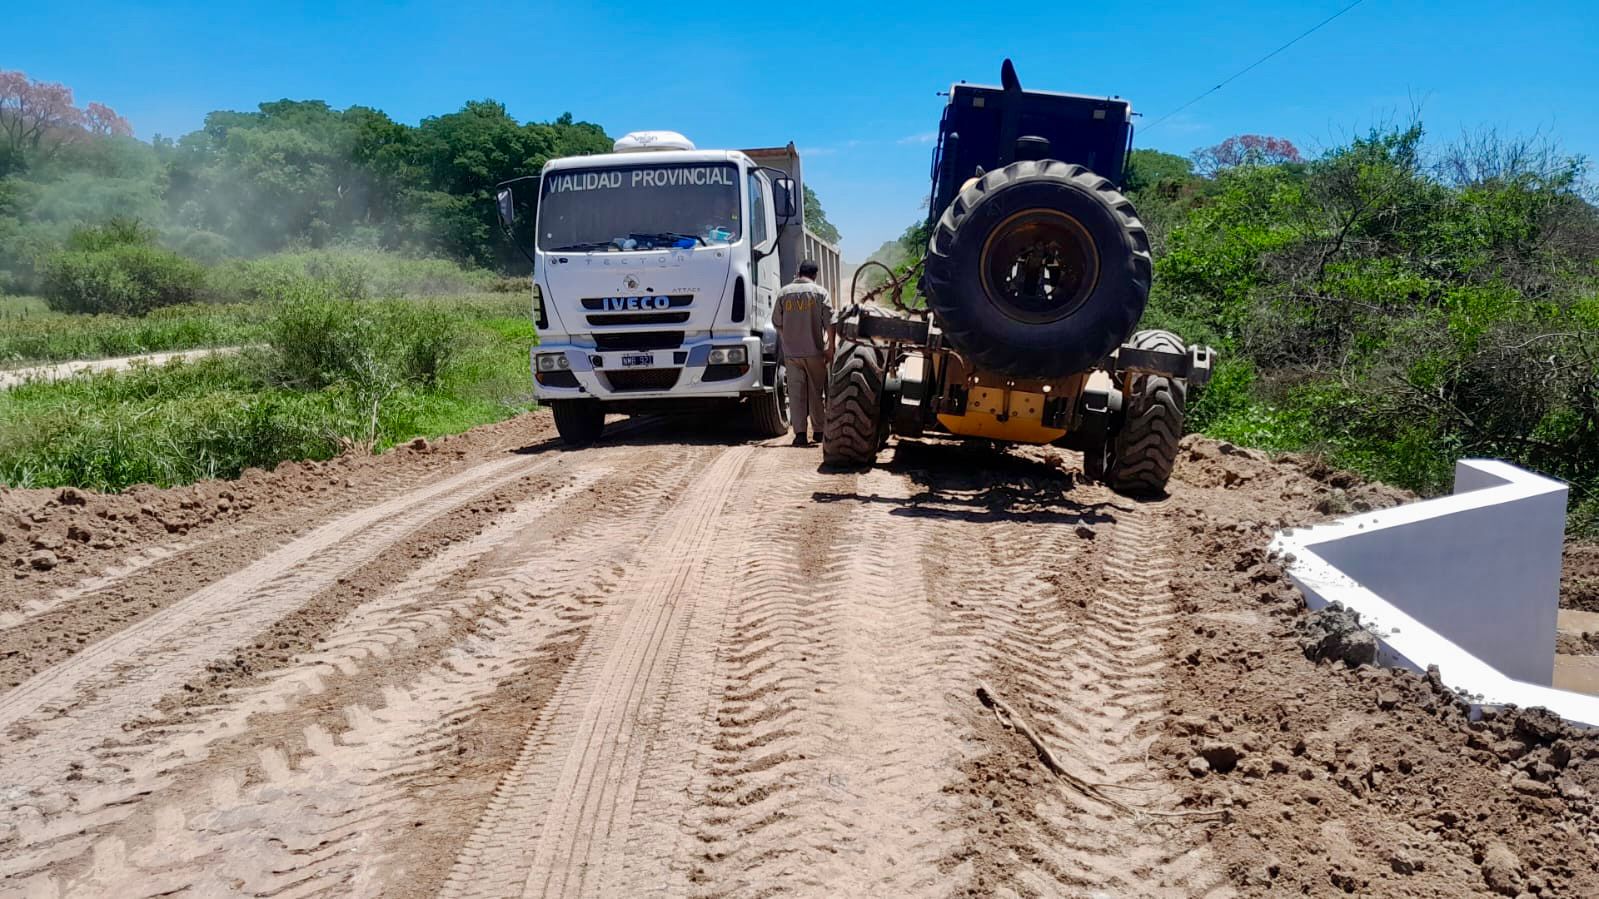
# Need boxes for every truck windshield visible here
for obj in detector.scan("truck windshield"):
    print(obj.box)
[537,162,742,252]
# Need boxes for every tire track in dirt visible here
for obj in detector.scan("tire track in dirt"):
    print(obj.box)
[2,430,1239,897]
[31,508,625,897]
[0,469,608,890]
[914,480,1090,892]
[439,445,759,899]
[682,466,965,898]
[1,463,456,635]
[1,414,603,666]
[602,454,841,898]
[2,445,708,896]
[943,496,1230,897]
[0,451,566,787]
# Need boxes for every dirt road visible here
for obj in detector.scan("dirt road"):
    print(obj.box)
[0,347,245,391]
[4,412,1599,898]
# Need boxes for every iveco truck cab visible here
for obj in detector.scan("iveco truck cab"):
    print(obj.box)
[494,131,841,446]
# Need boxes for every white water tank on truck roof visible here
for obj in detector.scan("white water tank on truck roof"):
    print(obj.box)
[613,131,696,153]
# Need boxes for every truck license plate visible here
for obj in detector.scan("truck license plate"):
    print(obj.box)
[621,353,655,368]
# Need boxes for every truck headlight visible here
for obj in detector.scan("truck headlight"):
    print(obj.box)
[536,353,570,372]
[708,346,747,365]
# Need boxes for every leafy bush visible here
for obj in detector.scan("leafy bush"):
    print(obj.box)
[390,304,462,387]
[65,218,157,252]
[40,223,208,315]
[264,287,467,446]
[162,228,235,266]
[266,288,393,390]
[1139,123,1599,528]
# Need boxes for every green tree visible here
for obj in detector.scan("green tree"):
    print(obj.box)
[803,185,840,244]
[1123,149,1194,194]
[1146,122,1599,527]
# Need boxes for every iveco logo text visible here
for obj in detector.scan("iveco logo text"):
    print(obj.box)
[602,296,672,311]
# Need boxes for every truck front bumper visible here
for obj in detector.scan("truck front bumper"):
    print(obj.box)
[532,335,767,403]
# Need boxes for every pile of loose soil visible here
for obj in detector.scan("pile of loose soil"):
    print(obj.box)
[0,415,554,613]
[1155,435,1599,897]
[1564,543,1599,612]
[1558,631,1599,656]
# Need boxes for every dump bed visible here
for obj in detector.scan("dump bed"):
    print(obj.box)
[743,144,841,301]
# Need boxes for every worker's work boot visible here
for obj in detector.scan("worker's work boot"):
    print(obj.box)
[791,434,810,447]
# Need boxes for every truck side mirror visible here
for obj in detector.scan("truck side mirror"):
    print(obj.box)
[773,177,798,224]
[495,188,516,228]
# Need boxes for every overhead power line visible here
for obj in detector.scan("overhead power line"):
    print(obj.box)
[1143,0,1368,133]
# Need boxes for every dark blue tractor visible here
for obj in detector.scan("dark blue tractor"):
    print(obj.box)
[824,60,1213,495]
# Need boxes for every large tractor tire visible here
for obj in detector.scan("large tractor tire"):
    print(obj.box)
[551,399,605,447]
[823,340,886,468]
[922,160,1151,379]
[748,359,791,438]
[1105,330,1187,496]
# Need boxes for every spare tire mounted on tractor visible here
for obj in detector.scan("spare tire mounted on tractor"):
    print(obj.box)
[823,59,1213,495]
[922,160,1151,379]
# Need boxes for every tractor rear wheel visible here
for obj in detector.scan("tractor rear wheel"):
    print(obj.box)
[1105,330,1187,495]
[823,341,886,468]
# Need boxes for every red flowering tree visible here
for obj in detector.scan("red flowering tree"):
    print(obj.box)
[0,69,131,173]
[1192,134,1302,176]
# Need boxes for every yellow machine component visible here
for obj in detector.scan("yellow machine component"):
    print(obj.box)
[936,385,1066,444]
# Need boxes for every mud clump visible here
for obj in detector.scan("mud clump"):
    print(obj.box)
[1480,841,1525,896]
[1196,738,1244,773]
[1296,602,1378,667]
[1557,631,1599,655]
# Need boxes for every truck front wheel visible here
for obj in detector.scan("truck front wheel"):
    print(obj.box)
[748,360,791,438]
[823,340,887,468]
[551,399,606,447]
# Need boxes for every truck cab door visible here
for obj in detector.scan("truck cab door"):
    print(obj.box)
[747,171,780,325]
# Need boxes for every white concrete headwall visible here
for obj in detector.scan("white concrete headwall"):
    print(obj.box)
[1308,461,1566,684]
[1272,460,1599,726]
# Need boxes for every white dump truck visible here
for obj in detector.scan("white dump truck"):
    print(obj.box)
[494,131,841,446]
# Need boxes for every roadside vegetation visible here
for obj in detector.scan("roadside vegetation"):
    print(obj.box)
[0,70,571,491]
[0,301,265,367]
[1130,127,1598,533]
[868,125,1599,531]
[0,290,534,491]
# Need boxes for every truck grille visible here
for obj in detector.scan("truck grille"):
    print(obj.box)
[593,331,685,351]
[586,311,690,326]
[583,294,694,327]
[602,369,681,392]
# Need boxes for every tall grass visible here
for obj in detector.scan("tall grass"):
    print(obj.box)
[0,291,527,369]
[0,303,268,368]
[0,292,536,491]
[0,295,53,318]
[0,359,335,488]
[208,249,505,302]
[0,247,526,367]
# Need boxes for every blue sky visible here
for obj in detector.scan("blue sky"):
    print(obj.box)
[9,1,1598,261]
